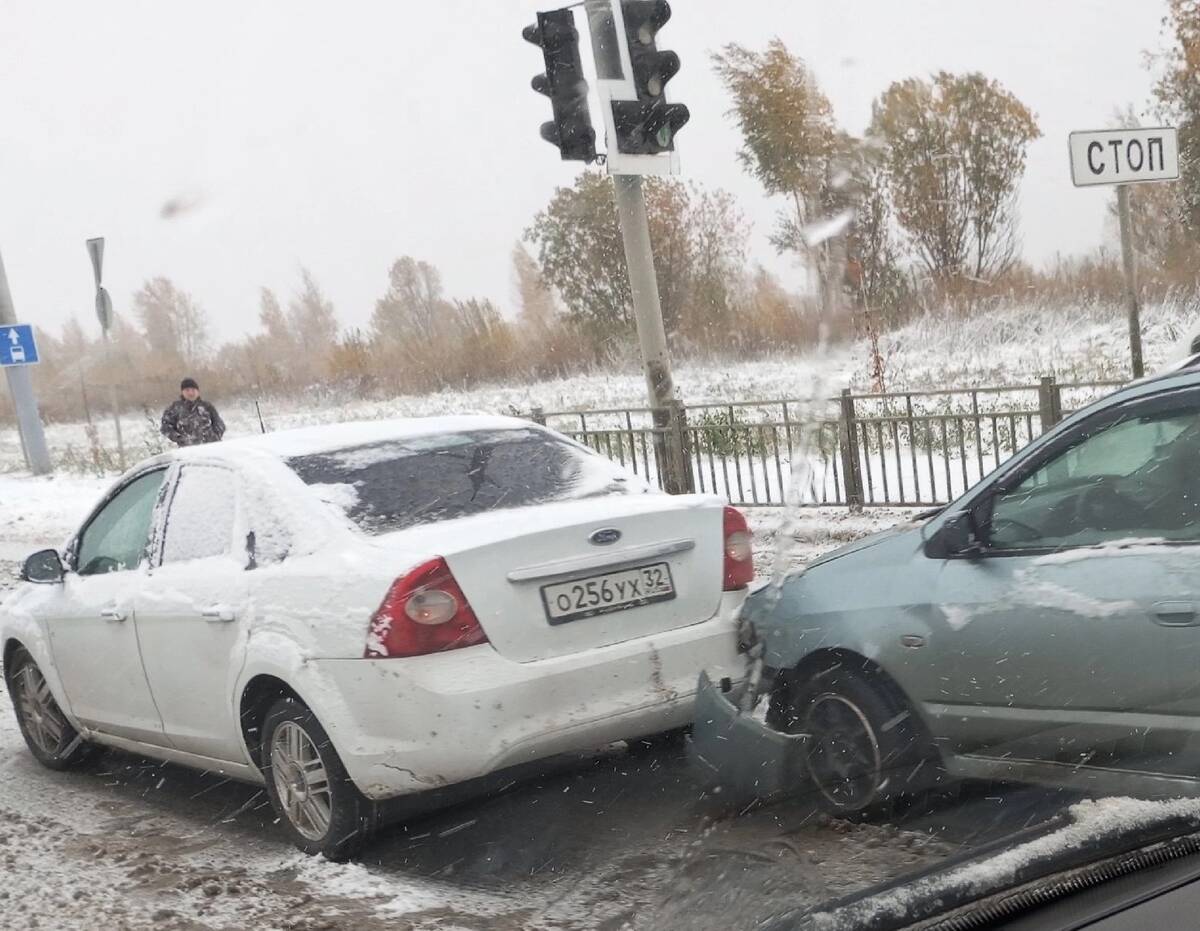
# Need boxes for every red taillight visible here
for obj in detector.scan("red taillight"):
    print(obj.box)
[723,506,754,591]
[365,557,489,659]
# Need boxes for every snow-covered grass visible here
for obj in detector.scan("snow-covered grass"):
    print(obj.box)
[872,295,1200,390]
[3,297,1197,477]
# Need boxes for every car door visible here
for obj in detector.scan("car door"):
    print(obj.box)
[134,462,251,763]
[44,468,171,746]
[929,386,1200,769]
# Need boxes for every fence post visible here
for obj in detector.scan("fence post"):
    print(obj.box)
[1037,376,1062,433]
[530,405,546,426]
[839,389,864,511]
[665,399,696,495]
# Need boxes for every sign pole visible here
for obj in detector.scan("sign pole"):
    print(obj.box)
[1069,127,1176,380]
[87,238,125,470]
[1116,184,1145,379]
[101,329,125,471]
[0,249,52,475]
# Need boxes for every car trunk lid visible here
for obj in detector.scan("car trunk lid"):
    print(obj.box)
[373,495,727,662]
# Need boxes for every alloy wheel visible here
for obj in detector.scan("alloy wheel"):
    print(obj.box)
[16,663,67,757]
[803,692,883,810]
[270,721,333,842]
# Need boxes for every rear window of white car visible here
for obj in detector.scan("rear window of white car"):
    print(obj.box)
[285,428,632,534]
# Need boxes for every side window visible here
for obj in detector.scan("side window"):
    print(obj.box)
[988,402,1200,551]
[160,465,238,564]
[77,471,167,576]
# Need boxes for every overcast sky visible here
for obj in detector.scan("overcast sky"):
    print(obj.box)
[0,0,1170,345]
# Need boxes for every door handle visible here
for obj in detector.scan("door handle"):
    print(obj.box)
[99,607,127,622]
[1152,601,1198,626]
[201,605,237,623]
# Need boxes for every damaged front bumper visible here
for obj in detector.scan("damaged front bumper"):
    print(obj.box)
[688,669,807,804]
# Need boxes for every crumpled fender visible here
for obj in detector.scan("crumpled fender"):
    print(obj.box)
[688,670,806,805]
[233,630,362,774]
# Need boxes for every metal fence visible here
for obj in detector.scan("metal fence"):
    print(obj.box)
[532,377,1124,509]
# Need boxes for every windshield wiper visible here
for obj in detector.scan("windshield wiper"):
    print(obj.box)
[764,799,1200,931]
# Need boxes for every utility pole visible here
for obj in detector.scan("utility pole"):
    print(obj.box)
[0,248,52,475]
[1116,185,1145,379]
[87,238,126,469]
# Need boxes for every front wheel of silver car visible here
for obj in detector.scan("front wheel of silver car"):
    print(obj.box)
[5,646,93,771]
[803,691,886,811]
[774,663,940,819]
[260,697,377,861]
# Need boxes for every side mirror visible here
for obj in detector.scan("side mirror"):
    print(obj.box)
[926,511,985,560]
[21,549,65,584]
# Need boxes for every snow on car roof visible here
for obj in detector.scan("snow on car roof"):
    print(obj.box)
[168,414,536,463]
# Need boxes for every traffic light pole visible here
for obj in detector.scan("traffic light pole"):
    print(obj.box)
[0,248,52,475]
[612,174,690,494]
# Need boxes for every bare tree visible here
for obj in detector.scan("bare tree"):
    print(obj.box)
[133,277,210,369]
[524,170,631,354]
[684,185,750,343]
[286,269,338,381]
[1151,0,1200,236]
[712,40,845,311]
[869,72,1040,283]
[370,256,447,345]
[525,171,749,354]
[511,243,557,332]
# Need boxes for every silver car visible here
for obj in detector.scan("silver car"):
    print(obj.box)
[693,363,1200,816]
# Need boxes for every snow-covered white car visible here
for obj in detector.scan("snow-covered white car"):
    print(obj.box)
[1,416,750,858]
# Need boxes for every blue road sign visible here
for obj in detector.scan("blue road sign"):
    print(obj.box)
[0,324,39,367]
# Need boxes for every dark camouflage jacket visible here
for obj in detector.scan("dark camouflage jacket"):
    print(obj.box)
[160,398,226,446]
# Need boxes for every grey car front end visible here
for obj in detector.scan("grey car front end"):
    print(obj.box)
[693,367,1200,814]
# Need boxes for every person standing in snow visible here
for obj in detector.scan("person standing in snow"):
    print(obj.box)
[160,377,226,446]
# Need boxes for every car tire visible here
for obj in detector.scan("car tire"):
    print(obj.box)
[260,697,377,861]
[5,646,93,771]
[771,661,940,820]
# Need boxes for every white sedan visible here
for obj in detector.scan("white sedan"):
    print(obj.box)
[1,416,750,858]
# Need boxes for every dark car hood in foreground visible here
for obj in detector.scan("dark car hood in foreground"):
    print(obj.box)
[763,798,1200,931]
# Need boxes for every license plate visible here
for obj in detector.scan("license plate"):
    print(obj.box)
[541,563,676,625]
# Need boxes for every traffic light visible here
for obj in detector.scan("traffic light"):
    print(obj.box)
[523,10,597,162]
[611,1,690,156]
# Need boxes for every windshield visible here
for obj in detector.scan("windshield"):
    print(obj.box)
[286,428,630,533]
[7,1,1200,929]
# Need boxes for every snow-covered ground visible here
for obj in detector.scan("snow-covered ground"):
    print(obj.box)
[0,473,112,555]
